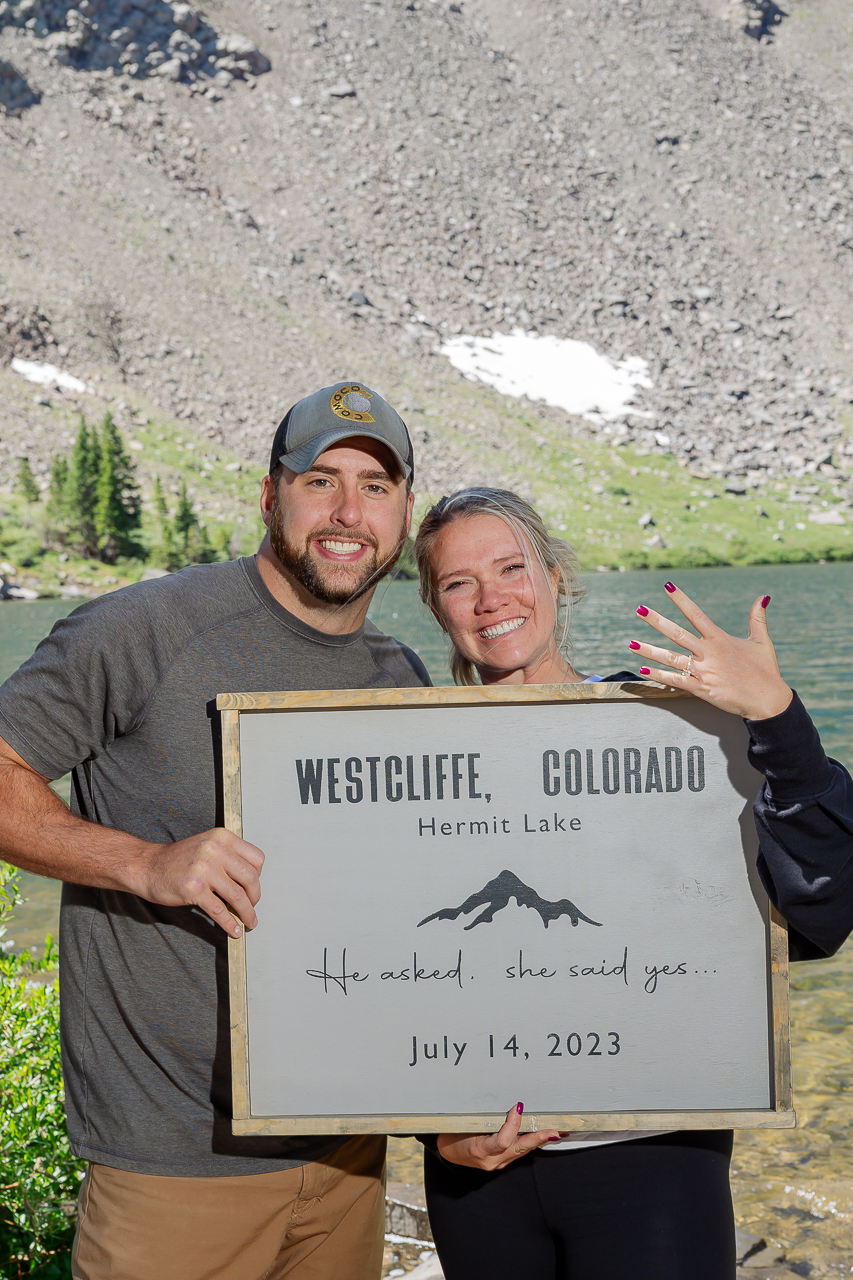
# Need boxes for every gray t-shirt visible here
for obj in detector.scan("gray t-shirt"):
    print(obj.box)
[0,556,430,1176]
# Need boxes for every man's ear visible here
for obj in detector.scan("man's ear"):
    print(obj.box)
[404,489,415,535]
[260,474,276,528]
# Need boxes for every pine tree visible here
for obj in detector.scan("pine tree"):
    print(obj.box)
[94,413,141,563]
[174,482,196,550]
[149,477,179,571]
[46,456,73,550]
[15,458,40,503]
[49,456,70,510]
[171,482,212,568]
[67,417,101,557]
[154,476,170,537]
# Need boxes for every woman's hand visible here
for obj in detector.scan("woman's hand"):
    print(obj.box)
[628,582,793,721]
[436,1103,561,1171]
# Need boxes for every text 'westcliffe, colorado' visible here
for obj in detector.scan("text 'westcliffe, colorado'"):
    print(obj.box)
[294,745,706,804]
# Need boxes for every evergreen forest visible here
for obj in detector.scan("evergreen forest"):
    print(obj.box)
[8,414,236,585]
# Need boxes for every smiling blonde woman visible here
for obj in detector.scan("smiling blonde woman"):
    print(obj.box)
[414,488,631,688]
[411,486,852,1280]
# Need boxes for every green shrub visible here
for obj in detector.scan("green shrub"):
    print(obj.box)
[0,865,82,1279]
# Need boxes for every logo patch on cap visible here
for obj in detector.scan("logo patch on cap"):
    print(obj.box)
[330,384,375,423]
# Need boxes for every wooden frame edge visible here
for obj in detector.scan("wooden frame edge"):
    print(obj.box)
[769,904,793,1113]
[222,708,251,1123]
[233,1108,796,1137]
[216,682,685,713]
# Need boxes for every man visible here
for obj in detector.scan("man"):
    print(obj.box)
[0,383,430,1280]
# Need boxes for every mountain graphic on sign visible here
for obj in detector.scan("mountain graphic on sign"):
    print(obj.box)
[417,869,602,931]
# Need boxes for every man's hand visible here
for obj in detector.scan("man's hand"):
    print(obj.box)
[436,1103,560,1171]
[130,830,265,938]
[0,736,264,938]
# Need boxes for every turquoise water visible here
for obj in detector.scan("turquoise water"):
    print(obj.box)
[0,601,84,684]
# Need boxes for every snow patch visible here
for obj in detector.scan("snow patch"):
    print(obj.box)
[441,329,654,423]
[11,358,87,394]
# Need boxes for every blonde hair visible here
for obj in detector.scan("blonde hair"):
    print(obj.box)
[414,488,586,685]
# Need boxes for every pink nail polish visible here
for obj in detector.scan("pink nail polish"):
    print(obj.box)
[761,595,771,608]
[636,605,649,617]
[639,667,651,676]
[664,581,676,593]
[547,1136,562,1141]
[629,641,641,651]
[516,1102,524,1115]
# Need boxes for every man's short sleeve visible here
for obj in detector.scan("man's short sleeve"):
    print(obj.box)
[0,586,181,779]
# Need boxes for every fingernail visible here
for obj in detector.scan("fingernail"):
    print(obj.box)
[629,640,641,651]
[516,1102,524,1115]
[639,667,651,676]
[234,925,243,937]
[761,595,771,608]
[547,1136,562,1141]
[636,605,649,617]
[664,581,676,593]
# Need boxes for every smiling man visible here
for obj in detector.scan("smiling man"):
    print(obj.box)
[260,383,414,619]
[0,382,429,1280]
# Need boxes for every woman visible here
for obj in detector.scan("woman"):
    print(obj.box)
[412,487,852,1280]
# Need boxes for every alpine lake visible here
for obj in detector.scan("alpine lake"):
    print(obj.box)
[3,563,853,1275]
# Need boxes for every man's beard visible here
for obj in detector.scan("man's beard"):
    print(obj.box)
[269,502,407,606]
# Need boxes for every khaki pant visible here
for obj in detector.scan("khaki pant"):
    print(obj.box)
[71,1137,387,1280]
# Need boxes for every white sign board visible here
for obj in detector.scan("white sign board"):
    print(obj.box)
[220,685,793,1137]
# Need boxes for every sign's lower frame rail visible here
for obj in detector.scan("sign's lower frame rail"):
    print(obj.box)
[232,1108,795,1137]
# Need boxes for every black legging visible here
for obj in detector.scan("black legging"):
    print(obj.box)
[424,1130,735,1280]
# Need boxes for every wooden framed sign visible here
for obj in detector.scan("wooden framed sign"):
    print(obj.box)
[219,683,794,1138]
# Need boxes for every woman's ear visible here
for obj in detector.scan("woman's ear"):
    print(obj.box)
[429,603,448,634]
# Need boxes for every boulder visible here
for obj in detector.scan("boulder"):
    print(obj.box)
[157,56,183,80]
[215,33,270,75]
[385,1184,431,1241]
[171,3,197,33]
[809,508,846,525]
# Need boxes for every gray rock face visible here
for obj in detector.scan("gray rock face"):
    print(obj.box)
[0,0,270,87]
[0,300,54,361]
[0,56,38,111]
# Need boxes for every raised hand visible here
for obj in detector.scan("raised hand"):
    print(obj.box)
[628,582,793,721]
[436,1103,561,1170]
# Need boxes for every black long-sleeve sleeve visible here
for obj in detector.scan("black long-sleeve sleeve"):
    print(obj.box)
[748,692,853,961]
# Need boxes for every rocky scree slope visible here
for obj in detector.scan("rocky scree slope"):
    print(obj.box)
[0,0,852,555]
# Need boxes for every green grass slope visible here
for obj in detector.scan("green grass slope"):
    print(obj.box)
[2,358,851,597]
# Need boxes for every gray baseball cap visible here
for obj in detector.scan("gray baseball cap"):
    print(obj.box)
[269,381,414,480]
